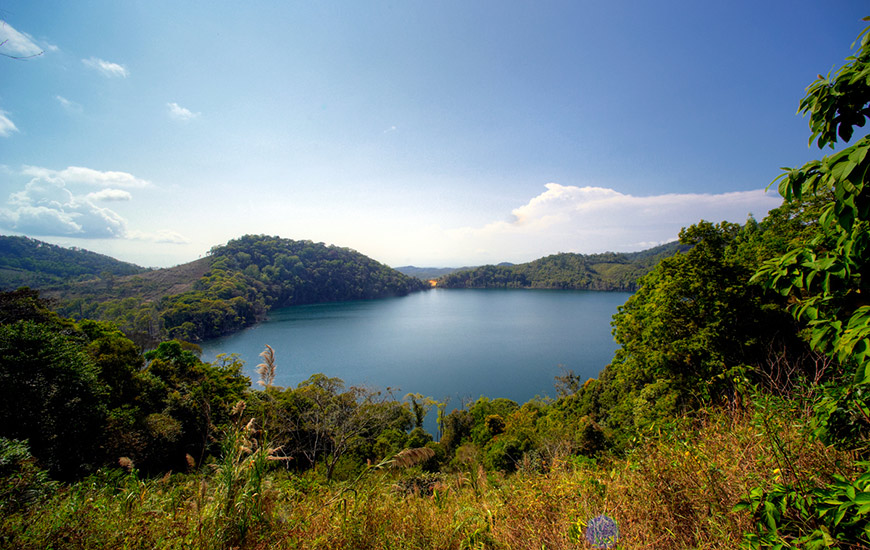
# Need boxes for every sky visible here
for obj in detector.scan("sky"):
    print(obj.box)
[0,2,868,268]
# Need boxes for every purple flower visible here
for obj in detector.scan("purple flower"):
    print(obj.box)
[585,514,619,549]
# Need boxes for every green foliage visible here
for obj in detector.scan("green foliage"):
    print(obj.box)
[0,290,250,478]
[735,464,870,549]
[0,235,147,290]
[739,18,870,548]
[0,287,69,326]
[252,371,416,481]
[0,321,107,479]
[753,19,870,452]
[0,438,57,514]
[202,408,286,549]
[438,242,689,291]
[580,219,809,448]
[51,234,427,342]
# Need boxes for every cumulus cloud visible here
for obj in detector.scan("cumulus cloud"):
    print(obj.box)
[0,165,188,245]
[433,183,784,264]
[82,56,129,78]
[0,20,44,58]
[87,188,132,202]
[167,102,199,121]
[0,176,127,238]
[0,110,17,137]
[21,165,150,188]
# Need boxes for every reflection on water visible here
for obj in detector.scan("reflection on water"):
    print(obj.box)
[201,288,630,408]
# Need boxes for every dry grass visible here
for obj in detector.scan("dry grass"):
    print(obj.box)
[43,256,214,304]
[2,401,854,550]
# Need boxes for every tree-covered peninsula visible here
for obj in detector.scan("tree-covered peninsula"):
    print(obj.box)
[437,241,688,291]
[39,235,427,343]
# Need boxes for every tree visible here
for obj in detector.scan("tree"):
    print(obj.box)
[754,19,870,451]
[0,321,107,478]
[734,20,870,548]
[273,374,411,480]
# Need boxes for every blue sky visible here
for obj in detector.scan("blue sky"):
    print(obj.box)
[0,2,867,268]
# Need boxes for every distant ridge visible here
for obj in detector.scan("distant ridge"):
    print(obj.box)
[437,242,688,291]
[394,266,474,280]
[0,235,148,290]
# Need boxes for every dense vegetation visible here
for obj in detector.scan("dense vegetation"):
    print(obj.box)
[48,235,428,343]
[437,241,688,291]
[0,235,148,289]
[3,19,870,550]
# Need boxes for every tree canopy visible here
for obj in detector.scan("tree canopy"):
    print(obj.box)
[437,242,688,291]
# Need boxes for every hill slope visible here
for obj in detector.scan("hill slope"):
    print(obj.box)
[437,242,688,291]
[0,235,149,290]
[47,234,427,343]
[393,266,474,280]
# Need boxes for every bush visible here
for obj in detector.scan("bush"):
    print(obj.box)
[0,438,57,513]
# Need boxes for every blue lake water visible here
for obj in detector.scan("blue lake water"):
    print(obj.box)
[200,288,631,407]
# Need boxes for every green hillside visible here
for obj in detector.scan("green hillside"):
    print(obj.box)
[47,234,427,343]
[393,265,474,280]
[438,241,688,290]
[0,235,148,290]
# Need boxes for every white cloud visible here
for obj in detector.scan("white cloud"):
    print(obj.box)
[0,165,187,245]
[56,95,83,113]
[0,110,17,137]
[167,102,199,121]
[0,176,127,238]
[0,20,44,58]
[82,56,129,78]
[128,229,190,244]
[87,188,132,201]
[21,165,150,188]
[397,183,784,266]
[0,165,190,247]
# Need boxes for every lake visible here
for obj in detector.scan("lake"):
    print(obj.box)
[200,288,631,408]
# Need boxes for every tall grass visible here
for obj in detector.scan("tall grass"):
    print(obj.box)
[1,398,855,550]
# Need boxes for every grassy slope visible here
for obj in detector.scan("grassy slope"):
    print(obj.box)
[42,256,214,304]
[2,399,846,549]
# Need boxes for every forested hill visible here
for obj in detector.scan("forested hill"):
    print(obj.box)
[437,241,688,291]
[46,235,427,343]
[0,235,148,290]
[394,265,476,280]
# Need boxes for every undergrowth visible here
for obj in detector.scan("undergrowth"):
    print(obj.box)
[1,396,857,550]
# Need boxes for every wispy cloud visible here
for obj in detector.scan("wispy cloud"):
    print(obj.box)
[82,56,129,78]
[127,229,190,244]
[56,95,83,113]
[167,102,199,121]
[54,95,84,113]
[0,20,44,59]
[21,166,150,188]
[87,188,132,202]
[0,110,18,137]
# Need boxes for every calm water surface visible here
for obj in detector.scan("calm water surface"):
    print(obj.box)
[200,289,631,406]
